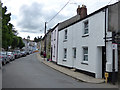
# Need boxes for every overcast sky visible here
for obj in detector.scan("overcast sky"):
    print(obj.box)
[2,0,118,40]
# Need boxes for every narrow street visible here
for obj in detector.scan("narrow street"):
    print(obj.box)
[2,53,117,88]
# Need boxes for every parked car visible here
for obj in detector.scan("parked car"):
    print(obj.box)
[13,51,18,59]
[13,50,21,58]
[7,52,15,61]
[0,52,9,65]
[20,51,26,57]
[29,50,33,54]
[0,54,2,69]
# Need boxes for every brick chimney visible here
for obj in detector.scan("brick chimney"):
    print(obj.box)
[77,5,81,15]
[80,5,87,19]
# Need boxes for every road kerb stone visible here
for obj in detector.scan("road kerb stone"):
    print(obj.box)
[37,54,105,84]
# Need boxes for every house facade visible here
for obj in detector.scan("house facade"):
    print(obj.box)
[58,3,119,79]
[51,24,59,62]
[51,5,82,63]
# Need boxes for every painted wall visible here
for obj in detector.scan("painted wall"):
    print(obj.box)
[51,26,58,62]
[58,8,118,78]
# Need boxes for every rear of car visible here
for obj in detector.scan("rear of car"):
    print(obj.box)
[13,50,21,58]
[1,52,8,65]
[7,52,15,61]
[21,51,26,57]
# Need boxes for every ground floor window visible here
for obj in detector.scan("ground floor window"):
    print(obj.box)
[64,48,67,59]
[83,47,88,62]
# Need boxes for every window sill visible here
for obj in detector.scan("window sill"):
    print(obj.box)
[81,62,88,65]
[63,40,67,42]
[63,59,67,62]
[82,34,89,37]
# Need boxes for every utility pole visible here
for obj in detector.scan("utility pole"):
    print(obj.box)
[44,22,47,54]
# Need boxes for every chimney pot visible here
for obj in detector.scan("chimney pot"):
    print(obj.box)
[77,5,81,15]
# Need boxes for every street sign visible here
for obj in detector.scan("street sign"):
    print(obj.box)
[112,43,117,49]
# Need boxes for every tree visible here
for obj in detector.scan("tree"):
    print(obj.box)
[1,4,24,50]
[2,5,13,50]
[11,36,19,49]
[34,36,42,42]
[17,37,25,49]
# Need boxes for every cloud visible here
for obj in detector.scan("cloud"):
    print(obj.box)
[2,0,118,40]
[17,2,68,34]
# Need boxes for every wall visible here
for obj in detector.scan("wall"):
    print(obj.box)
[46,31,51,59]
[58,9,110,78]
[51,26,58,62]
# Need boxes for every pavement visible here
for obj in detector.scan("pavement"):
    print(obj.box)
[37,54,105,84]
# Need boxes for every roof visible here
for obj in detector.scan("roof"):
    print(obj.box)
[58,15,81,30]
[58,1,120,31]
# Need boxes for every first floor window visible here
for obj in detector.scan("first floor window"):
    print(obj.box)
[83,47,88,61]
[65,29,67,39]
[64,48,67,59]
[84,20,89,35]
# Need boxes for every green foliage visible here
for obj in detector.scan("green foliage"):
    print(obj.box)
[2,4,24,50]
[17,37,25,49]
[11,36,19,49]
[34,36,42,42]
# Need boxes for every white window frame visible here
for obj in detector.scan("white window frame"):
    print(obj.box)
[83,47,88,63]
[83,20,89,35]
[64,48,67,59]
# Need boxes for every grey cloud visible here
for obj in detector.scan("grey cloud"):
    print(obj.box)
[18,2,68,34]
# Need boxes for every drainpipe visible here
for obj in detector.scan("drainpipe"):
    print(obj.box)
[104,8,107,76]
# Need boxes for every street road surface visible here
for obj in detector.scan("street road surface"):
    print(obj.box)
[2,53,118,88]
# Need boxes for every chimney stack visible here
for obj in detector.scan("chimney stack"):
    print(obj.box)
[77,5,87,19]
[80,5,87,19]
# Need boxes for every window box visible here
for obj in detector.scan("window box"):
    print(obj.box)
[81,61,88,65]
[63,59,67,62]
[82,34,89,37]
[63,40,67,42]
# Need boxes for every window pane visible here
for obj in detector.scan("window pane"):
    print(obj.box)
[64,49,67,58]
[73,48,76,58]
[84,21,88,34]
[65,30,67,39]
[84,55,88,61]
[83,47,88,61]
[84,48,88,54]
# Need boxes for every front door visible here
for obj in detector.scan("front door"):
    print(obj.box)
[102,47,106,78]
[72,48,76,68]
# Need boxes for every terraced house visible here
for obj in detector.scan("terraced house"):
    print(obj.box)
[57,1,120,80]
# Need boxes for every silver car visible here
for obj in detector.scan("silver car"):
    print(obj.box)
[7,52,15,61]
[1,52,9,65]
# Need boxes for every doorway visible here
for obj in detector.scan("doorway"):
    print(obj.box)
[102,47,106,78]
